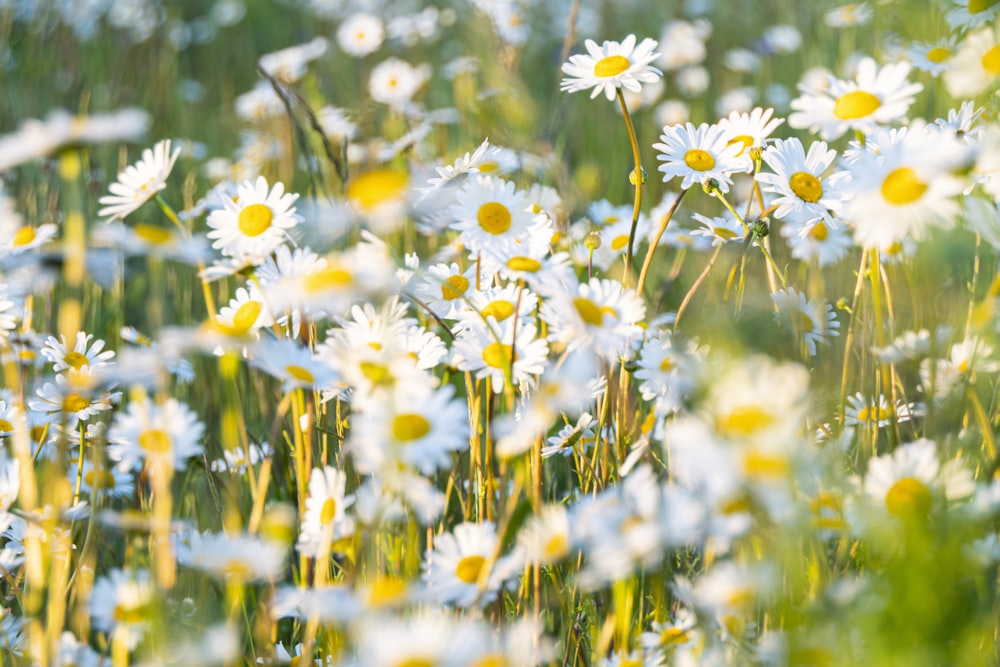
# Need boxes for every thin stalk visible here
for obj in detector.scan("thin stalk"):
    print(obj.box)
[617,88,644,288]
[637,188,688,296]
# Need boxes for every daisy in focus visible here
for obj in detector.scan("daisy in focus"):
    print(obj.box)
[757,137,850,230]
[97,139,180,221]
[653,122,744,193]
[560,34,662,101]
[206,176,302,262]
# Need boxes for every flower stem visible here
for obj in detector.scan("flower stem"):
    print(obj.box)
[617,88,644,289]
[637,188,688,296]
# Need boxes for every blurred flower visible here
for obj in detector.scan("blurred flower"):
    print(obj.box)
[336,12,384,57]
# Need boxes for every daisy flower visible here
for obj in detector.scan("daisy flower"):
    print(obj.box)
[29,373,118,427]
[209,442,273,474]
[213,283,274,338]
[560,34,662,101]
[824,3,873,28]
[206,175,302,261]
[106,394,205,473]
[248,338,341,393]
[844,392,914,428]
[422,521,524,607]
[1,222,58,256]
[691,211,747,246]
[177,531,288,582]
[89,568,155,650]
[40,332,116,374]
[257,37,327,84]
[717,107,784,171]
[418,138,502,197]
[97,139,181,221]
[633,333,701,415]
[296,466,356,558]
[368,57,429,110]
[451,318,550,393]
[757,137,850,229]
[788,57,922,140]
[541,412,597,458]
[943,23,1000,97]
[449,175,541,257]
[66,459,134,499]
[781,218,852,266]
[541,277,646,363]
[653,122,744,193]
[770,288,840,356]
[946,0,1000,31]
[518,504,573,565]
[337,12,385,57]
[863,439,973,520]
[906,39,956,76]
[456,282,539,329]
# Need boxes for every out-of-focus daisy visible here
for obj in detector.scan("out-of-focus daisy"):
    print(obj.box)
[639,608,700,657]
[844,392,914,428]
[863,439,974,520]
[788,57,921,140]
[177,531,288,582]
[209,442,273,474]
[418,138,502,197]
[213,283,274,338]
[944,23,1000,97]
[762,25,802,54]
[518,504,573,565]
[541,277,646,363]
[337,12,385,57]
[906,39,956,76]
[97,139,180,221]
[936,101,984,142]
[40,332,115,374]
[422,521,523,607]
[758,137,850,229]
[257,37,327,83]
[106,394,205,473]
[771,288,840,356]
[691,211,747,246]
[249,338,341,393]
[89,568,155,650]
[717,107,784,170]
[946,0,1000,31]
[29,373,118,427]
[781,218,852,266]
[633,333,701,416]
[206,176,302,261]
[824,3,873,28]
[560,34,662,101]
[653,122,744,193]
[368,57,429,110]
[657,20,708,70]
[542,412,597,458]
[66,459,134,499]
[1,221,58,256]
[296,466,355,558]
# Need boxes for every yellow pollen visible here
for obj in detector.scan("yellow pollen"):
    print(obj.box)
[856,404,889,422]
[395,659,435,667]
[347,170,408,210]
[885,477,932,518]
[683,148,715,171]
[139,428,172,453]
[441,275,470,300]
[482,342,513,369]
[30,425,45,443]
[478,162,499,173]
[619,660,643,667]
[368,342,383,351]
[84,469,117,488]
[63,351,90,370]
[726,134,754,155]
[231,301,262,334]
[320,498,337,524]
[12,226,36,247]
[303,267,353,292]
[506,256,541,272]
[981,44,1000,75]
[718,405,775,437]
[926,46,951,63]
[134,224,173,244]
[659,357,675,371]
[391,413,432,441]
[237,203,273,237]
[573,297,603,326]
[593,54,631,77]
[714,226,739,240]
[833,90,881,120]
[481,300,515,321]
[112,605,144,625]
[470,655,507,667]
[789,171,823,203]
[455,554,486,583]
[810,223,829,241]
[477,201,512,235]
[743,450,790,478]
[611,234,630,251]
[0,419,12,433]
[881,167,927,205]
[62,393,90,413]
[795,310,816,331]
[360,361,392,386]
[285,364,315,385]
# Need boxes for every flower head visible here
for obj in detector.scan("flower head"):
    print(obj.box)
[561,34,662,101]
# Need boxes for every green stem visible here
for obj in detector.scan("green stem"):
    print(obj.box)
[637,188,688,296]
[616,88,644,289]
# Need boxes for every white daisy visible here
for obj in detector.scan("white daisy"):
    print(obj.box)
[213,283,274,338]
[758,137,850,229]
[541,277,646,363]
[717,107,784,171]
[106,394,205,473]
[40,332,116,374]
[560,34,662,101]
[770,287,840,356]
[206,176,302,261]
[422,521,524,607]
[97,139,181,221]
[176,530,288,582]
[944,23,1000,97]
[368,57,429,109]
[295,466,356,558]
[653,122,744,193]
[449,175,542,257]
[451,317,550,393]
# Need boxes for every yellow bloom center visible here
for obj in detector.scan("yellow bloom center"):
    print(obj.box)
[856,404,889,422]
[367,576,407,607]
[796,310,816,332]
[543,534,569,559]
[392,413,431,441]
[63,351,90,370]
[789,171,823,203]
[477,201,512,235]
[347,170,408,210]
[303,267,353,293]
[482,342,513,369]
[969,0,1000,13]
[285,364,315,385]
[470,655,507,667]
[593,54,631,77]
[619,660,643,667]
[237,203,274,237]
[833,90,881,120]
[683,148,715,171]
[981,44,1000,75]
[139,428,172,453]
[0,419,12,432]
[885,477,932,518]
[84,469,117,489]
[506,256,541,272]
[881,167,927,205]
[810,223,829,241]
[743,450,790,478]
[134,224,173,245]
[718,405,775,438]
[659,357,675,371]
[481,300,515,321]
[714,226,739,240]
[113,604,145,625]
[455,554,486,583]
[727,134,754,155]
[611,234,630,251]
[395,659,436,667]
[231,301,262,335]
[360,361,392,386]
[574,297,603,326]
[62,393,90,413]
[12,227,36,247]
[660,627,691,646]
[320,498,337,524]
[442,274,469,300]
[926,47,951,63]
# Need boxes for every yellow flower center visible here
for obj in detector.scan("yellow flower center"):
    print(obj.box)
[470,655,507,667]
[360,361,392,386]
[593,54,631,77]
[62,393,90,413]
[969,0,1000,13]
[303,267,353,293]
[286,364,315,385]
[714,226,739,240]
[506,256,541,272]
[619,660,643,667]
[134,224,173,245]
[455,554,486,583]
[683,148,715,171]
[481,300,515,321]
[482,342,513,369]
[810,223,829,241]
[112,604,145,625]
[231,301,262,335]
[478,162,499,173]
[611,234,630,251]
[659,357,675,371]
[660,627,691,646]
[395,659,436,667]
[84,469,117,489]
[856,404,889,422]
[881,167,927,205]
[833,90,881,120]
[477,202,512,235]
[347,170,408,210]
[981,44,1000,75]
[543,534,568,559]
[139,428,172,453]
[12,227,36,247]
[573,297,603,326]
[391,413,431,441]
[237,203,274,237]
[442,274,470,300]
[717,405,775,438]
[789,171,823,203]
[796,310,816,332]
[743,450,790,478]
[885,477,932,518]
[320,497,337,524]
[63,351,90,370]
[926,46,951,63]
[367,576,407,607]
[0,419,12,433]
[726,134,754,156]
